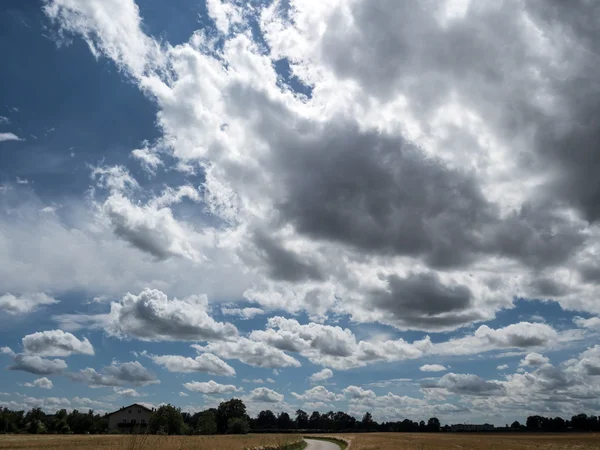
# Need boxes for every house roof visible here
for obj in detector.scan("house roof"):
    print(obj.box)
[106,403,154,416]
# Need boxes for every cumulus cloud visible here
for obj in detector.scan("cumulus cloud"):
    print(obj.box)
[246,387,284,403]
[71,361,159,387]
[497,364,509,370]
[293,385,344,403]
[22,330,94,357]
[114,388,141,397]
[309,368,333,383]
[420,364,447,372]
[103,288,238,341]
[183,380,243,395]
[23,377,53,389]
[149,353,235,376]
[0,293,58,315]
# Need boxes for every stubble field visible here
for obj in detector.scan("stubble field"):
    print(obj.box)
[2,432,600,449]
[0,433,304,450]
[333,432,600,449]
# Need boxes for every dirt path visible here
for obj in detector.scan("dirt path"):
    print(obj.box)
[304,438,342,450]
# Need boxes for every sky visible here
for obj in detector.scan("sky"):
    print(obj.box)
[1,0,600,427]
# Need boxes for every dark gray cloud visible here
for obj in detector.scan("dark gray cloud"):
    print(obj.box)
[370,272,482,330]
[8,354,67,375]
[427,373,506,396]
[71,361,159,387]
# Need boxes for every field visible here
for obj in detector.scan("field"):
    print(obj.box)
[311,432,600,450]
[2,433,600,449]
[0,434,304,450]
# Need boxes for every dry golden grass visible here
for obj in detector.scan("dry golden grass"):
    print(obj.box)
[327,432,600,450]
[0,433,303,450]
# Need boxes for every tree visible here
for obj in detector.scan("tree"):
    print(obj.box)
[511,421,521,429]
[427,417,441,432]
[196,411,217,435]
[277,412,293,430]
[256,410,277,429]
[526,415,541,430]
[362,412,374,430]
[216,399,247,434]
[227,417,250,434]
[149,404,185,435]
[308,411,321,430]
[296,409,309,429]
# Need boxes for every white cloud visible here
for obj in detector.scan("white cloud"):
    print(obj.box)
[149,353,235,376]
[131,143,163,174]
[309,368,333,383]
[0,293,58,315]
[22,330,94,357]
[419,364,447,372]
[497,364,509,370]
[114,388,141,397]
[0,116,10,125]
[574,316,600,330]
[179,391,188,397]
[23,377,54,389]
[246,387,284,403]
[293,385,344,403]
[183,380,242,394]
[0,132,23,142]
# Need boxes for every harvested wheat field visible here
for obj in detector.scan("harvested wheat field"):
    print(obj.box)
[330,432,600,450]
[0,434,304,450]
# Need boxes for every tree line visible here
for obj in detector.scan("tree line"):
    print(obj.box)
[1,399,599,434]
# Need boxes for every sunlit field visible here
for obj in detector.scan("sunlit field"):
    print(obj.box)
[313,432,600,450]
[0,433,304,450]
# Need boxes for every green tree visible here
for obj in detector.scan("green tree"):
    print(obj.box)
[296,409,309,429]
[277,412,293,430]
[196,411,217,435]
[216,399,246,434]
[227,417,250,434]
[149,404,185,435]
[427,417,441,432]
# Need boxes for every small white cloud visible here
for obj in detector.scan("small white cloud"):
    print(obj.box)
[22,330,94,357]
[179,391,188,397]
[0,116,10,125]
[246,387,284,403]
[419,364,447,372]
[497,364,509,370]
[183,380,243,394]
[0,132,23,142]
[519,352,550,367]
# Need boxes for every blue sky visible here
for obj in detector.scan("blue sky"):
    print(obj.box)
[1,0,600,426]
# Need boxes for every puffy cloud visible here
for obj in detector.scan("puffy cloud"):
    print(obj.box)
[22,330,94,357]
[131,144,163,174]
[246,387,284,403]
[149,353,235,376]
[309,368,333,383]
[497,364,509,370]
[342,386,376,400]
[420,364,447,372]
[293,386,344,403]
[183,380,243,395]
[23,377,54,389]
[520,352,550,367]
[194,337,301,369]
[8,354,67,375]
[71,361,159,387]
[104,288,238,342]
[574,316,600,330]
[0,293,58,315]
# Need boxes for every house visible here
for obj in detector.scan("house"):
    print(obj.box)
[107,403,154,432]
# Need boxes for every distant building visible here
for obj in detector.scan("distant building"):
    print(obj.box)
[107,403,154,432]
[450,423,495,432]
